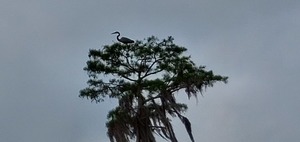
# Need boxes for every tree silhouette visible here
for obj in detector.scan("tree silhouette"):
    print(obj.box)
[80,36,228,142]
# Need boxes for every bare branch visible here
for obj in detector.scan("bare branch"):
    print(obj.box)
[120,75,137,82]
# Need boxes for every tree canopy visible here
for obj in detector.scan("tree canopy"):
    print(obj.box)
[80,36,228,142]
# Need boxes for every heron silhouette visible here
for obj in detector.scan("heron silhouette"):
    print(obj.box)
[111,31,134,44]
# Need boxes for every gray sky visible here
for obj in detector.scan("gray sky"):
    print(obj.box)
[1,0,299,142]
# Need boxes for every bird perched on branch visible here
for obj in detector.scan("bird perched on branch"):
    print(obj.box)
[111,31,134,44]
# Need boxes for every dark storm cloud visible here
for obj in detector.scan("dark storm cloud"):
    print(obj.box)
[1,0,299,142]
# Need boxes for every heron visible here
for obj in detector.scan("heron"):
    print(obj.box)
[111,31,134,44]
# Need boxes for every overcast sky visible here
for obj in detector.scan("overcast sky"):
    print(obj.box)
[1,0,300,142]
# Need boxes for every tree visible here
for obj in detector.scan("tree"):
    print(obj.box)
[80,36,228,142]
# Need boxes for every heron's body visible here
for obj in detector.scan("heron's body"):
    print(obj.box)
[112,31,134,44]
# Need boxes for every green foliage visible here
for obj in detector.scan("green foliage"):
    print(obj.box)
[80,36,228,142]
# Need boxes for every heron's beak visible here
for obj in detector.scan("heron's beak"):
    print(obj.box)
[111,32,117,34]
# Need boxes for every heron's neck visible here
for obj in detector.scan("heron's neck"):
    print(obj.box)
[116,33,120,40]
